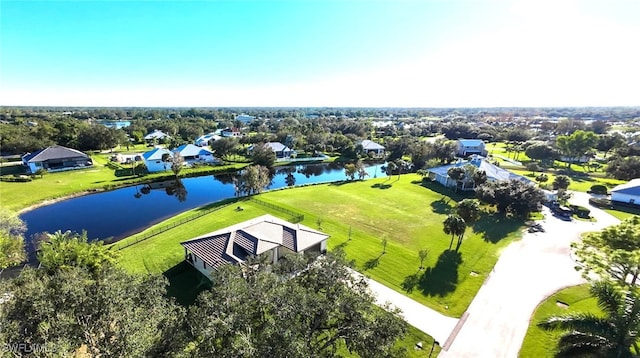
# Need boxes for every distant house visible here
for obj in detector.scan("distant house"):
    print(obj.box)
[181,214,330,279]
[611,178,640,205]
[22,146,92,173]
[144,130,171,143]
[360,140,385,158]
[142,148,173,172]
[194,133,222,147]
[250,142,295,159]
[456,139,487,157]
[235,114,256,123]
[221,128,242,138]
[173,144,218,165]
[427,155,531,191]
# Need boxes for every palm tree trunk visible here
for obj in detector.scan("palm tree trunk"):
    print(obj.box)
[449,235,454,250]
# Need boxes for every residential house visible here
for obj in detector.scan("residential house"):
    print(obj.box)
[456,139,487,157]
[360,140,385,158]
[142,148,173,172]
[611,178,640,205]
[235,114,256,123]
[22,146,92,173]
[144,130,171,143]
[250,142,295,159]
[194,133,221,147]
[173,144,218,165]
[221,128,242,138]
[181,214,330,278]
[427,155,531,191]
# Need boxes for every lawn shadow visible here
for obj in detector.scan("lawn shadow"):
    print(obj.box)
[416,250,462,297]
[362,254,383,271]
[431,196,454,214]
[472,212,522,243]
[417,180,473,201]
[371,183,392,189]
[163,261,212,306]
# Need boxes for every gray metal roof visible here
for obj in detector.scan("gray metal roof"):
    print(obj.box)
[24,146,88,163]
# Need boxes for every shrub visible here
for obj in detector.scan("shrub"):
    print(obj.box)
[569,205,591,218]
[590,184,608,195]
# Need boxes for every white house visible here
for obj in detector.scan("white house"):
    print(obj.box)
[456,139,487,157]
[611,178,640,205]
[144,129,171,143]
[427,155,531,191]
[221,128,242,137]
[194,133,221,147]
[22,146,92,173]
[360,140,385,158]
[142,148,173,172]
[235,114,256,123]
[181,214,330,279]
[173,144,218,165]
[250,142,294,159]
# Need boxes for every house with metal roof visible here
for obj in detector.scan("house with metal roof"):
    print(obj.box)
[22,146,92,173]
[144,129,171,143]
[427,155,531,191]
[194,133,221,147]
[360,140,385,158]
[249,142,295,159]
[456,139,487,157]
[173,144,218,165]
[142,148,173,172]
[181,214,329,279]
[611,178,640,206]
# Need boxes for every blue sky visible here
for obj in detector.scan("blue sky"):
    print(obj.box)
[1,0,638,107]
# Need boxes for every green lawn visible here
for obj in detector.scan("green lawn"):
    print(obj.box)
[509,169,625,192]
[520,284,600,357]
[116,174,525,317]
[0,152,246,211]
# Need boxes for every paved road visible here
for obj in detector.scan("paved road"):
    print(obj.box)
[439,191,620,357]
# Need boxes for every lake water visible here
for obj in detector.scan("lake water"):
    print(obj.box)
[21,163,386,244]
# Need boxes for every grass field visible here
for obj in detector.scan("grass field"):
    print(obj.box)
[519,284,600,357]
[116,174,525,317]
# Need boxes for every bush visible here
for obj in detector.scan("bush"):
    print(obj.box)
[0,175,32,182]
[569,205,591,218]
[590,184,608,195]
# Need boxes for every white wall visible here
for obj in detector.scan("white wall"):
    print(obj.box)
[611,192,639,204]
[190,253,214,279]
[144,159,169,173]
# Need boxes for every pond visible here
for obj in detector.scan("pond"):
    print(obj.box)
[21,162,386,245]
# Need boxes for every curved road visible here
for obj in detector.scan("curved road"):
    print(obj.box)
[363,191,620,357]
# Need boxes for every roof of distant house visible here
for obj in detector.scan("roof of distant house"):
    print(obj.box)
[181,214,329,269]
[457,139,485,146]
[142,148,173,161]
[611,178,640,196]
[264,142,291,152]
[23,146,88,163]
[361,139,385,150]
[144,129,171,140]
[173,144,213,157]
[429,156,531,183]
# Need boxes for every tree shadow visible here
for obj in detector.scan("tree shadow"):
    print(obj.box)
[403,250,462,297]
[362,254,383,271]
[431,196,454,214]
[417,180,472,201]
[163,261,212,306]
[371,183,392,189]
[334,240,349,251]
[472,212,522,244]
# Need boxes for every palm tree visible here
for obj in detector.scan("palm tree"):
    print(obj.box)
[538,281,640,357]
[443,214,466,251]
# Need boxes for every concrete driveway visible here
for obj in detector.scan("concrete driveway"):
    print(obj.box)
[439,191,620,357]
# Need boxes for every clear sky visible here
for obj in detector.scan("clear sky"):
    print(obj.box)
[1,0,638,107]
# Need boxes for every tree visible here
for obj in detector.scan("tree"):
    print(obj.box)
[37,230,118,275]
[443,214,466,251]
[525,162,541,175]
[344,163,357,181]
[210,137,238,159]
[472,169,488,187]
[0,266,186,357]
[556,130,598,167]
[382,237,388,254]
[171,152,184,177]
[535,173,549,185]
[355,160,368,180]
[456,199,481,225]
[418,249,428,270]
[552,175,571,190]
[236,165,271,196]
[475,180,544,218]
[187,252,407,357]
[607,156,640,180]
[161,152,172,171]
[573,217,640,286]
[251,143,277,168]
[538,281,640,358]
[525,143,558,164]
[597,133,626,158]
[431,138,457,164]
[0,208,26,269]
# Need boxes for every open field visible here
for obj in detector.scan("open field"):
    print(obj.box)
[519,284,600,357]
[116,174,525,317]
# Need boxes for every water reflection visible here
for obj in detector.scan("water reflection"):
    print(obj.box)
[135,179,189,203]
